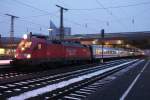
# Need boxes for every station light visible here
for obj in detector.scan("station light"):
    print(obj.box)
[23,34,28,39]
[92,39,98,44]
[126,44,130,48]
[48,28,53,31]
[0,48,5,55]
[92,41,96,44]
[105,42,109,45]
[142,52,145,55]
[117,40,122,44]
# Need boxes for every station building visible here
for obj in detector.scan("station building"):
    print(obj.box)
[0,37,21,58]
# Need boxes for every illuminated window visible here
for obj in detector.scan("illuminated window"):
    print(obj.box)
[117,40,122,44]
[0,48,5,55]
[96,49,102,55]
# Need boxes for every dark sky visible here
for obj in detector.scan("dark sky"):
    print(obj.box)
[0,0,150,37]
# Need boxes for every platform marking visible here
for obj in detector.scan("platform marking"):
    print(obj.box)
[120,60,149,100]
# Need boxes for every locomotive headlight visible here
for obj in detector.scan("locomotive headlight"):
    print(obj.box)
[26,54,31,59]
[21,47,25,51]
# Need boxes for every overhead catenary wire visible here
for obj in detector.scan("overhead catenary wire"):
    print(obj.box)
[0,15,49,36]
[1,0,149,34]
[55,0,145,32]
[69,1,150,11]
[0,1,55,33]
[6,0,141,32]
[95,0,129,30]
[1,11,94,34]
[12,0,97,32]
[13,0,52,14]
[24,10,59,18]
[18,19,48,29]
[0,12,47,29]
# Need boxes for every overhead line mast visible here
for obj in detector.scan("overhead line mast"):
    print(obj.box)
[5,14,19,56]
[56,5,68,40]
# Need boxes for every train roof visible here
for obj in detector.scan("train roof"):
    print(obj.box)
[30,34,49,39]
[27,33,88,47]
[46,40,88,48]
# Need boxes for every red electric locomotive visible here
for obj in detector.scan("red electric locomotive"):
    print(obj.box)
[11,33,91,67]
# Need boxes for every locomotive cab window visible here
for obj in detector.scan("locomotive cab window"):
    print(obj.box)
[18,40,32,51]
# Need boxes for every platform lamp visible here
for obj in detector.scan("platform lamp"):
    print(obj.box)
[101,29,104,63]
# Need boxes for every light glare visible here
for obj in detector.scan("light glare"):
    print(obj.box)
[23,34,28,39]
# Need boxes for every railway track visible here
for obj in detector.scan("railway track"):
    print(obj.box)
[0,59,143,100]
[0,62,100,84]
[0,59,126,83]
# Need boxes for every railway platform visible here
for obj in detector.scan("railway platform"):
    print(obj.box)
[0,60,11,66]
[124,60,150,100]
[87,59,150,100]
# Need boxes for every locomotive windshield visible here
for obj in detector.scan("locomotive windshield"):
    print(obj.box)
[18,40,32,51]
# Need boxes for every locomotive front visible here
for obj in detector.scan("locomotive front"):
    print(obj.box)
[11,34,33,66]
[15,37,32,59]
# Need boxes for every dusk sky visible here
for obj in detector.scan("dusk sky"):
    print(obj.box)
[0,0,150,37]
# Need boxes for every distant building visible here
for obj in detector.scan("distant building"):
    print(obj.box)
[0,37,21,58]
[49,20,71,39]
